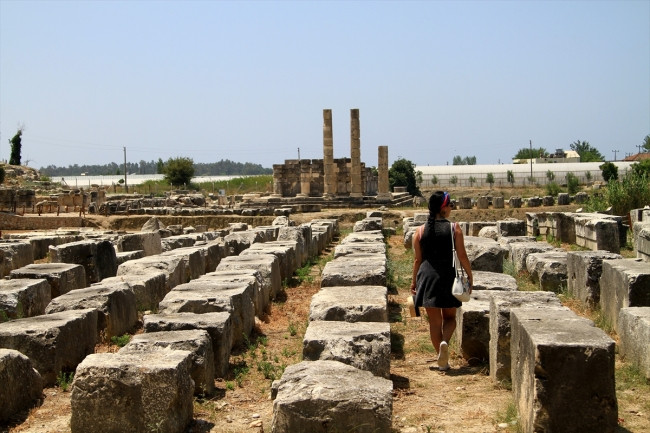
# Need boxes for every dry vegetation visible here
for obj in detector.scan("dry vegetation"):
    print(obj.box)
[3,187,650,433]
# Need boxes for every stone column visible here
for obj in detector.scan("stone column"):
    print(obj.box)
[323,109,336,198]
[297,160,311,198]
[271,164,284,197]
[350,109,363,198]
[377,146,391,202]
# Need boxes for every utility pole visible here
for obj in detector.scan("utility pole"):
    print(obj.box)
[636,144,643,154]
[612,150,619,161]
[298,147,300,160]
[123,147,128,193]
[529,140,533,181]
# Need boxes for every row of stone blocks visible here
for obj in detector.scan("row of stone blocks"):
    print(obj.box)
[454,273,619,432]
[0,217,339,429]
[271,215,393,433]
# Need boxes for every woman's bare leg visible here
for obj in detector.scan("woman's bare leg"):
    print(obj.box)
[441,307,457,344]
[425,307,443,352]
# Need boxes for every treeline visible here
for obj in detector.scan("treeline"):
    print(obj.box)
[39,159,272,176]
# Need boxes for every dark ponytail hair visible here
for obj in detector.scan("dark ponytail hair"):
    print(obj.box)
[428,191,446,216]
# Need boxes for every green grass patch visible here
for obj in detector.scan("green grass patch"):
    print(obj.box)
[56,371,74,392]
[110,334,131,348]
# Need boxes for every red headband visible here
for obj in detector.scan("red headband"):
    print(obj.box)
[442,192,450,208]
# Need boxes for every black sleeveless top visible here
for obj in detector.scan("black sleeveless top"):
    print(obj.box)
[414,219,462,308]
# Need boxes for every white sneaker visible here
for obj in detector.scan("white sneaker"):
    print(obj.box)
[437,341,449,370]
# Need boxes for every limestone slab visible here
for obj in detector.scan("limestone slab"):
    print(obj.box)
[321,256,387,288]
[600,258,650,331]
[70,350,194,433]
[120,329,215,396]
[511,307,617,433]
[567,250,622,307]
[271,360,393,433]
[10,262,86,298]
[0,309,98,385]
[0,348,43,423]
[45,281,138,339]
[143,312,232,378]
[302,321,391,378]
[309,285,388,322]
[0,278,51,320]
[617,307,650,379]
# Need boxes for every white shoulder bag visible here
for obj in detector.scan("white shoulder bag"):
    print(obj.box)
[451,222,471,302]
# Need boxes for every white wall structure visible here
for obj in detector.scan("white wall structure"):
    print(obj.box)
[415,162,636,188]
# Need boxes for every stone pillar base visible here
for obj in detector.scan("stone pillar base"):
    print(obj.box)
[270,194,283,198]
[296,193,308,198]
[350,193,363,198]
[376,193,392,203]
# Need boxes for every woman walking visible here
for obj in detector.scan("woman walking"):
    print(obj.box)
[410,191,473,370]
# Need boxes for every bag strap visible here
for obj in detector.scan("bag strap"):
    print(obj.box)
[451,222,465,278]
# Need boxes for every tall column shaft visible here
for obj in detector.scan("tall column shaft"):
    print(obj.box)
[323,109,335,197]
[377,146,391,202]
[350,109,362,197]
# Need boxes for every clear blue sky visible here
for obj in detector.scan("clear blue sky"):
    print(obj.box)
[1,0,648,170]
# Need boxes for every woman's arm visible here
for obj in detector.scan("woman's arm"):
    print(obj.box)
[410,227,423,294]
[454,224,473,287]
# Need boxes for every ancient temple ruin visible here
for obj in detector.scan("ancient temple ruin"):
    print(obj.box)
[270,109,395,203]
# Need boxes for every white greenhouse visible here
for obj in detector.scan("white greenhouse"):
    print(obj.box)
[415,161,636,188]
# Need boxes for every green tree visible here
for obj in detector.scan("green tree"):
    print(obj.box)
[0,166,5,184]
[643,134,650,152]
[431,175,438,186]
[506,170,515,186]
[514,147,546,160]
[599,162,618,182]
[450,175,458,186]
[546,170,555,181]
[468,176,477,186]
[9,128,23,166]
[486,172,495,187]
[570,140,604,162]
[631,159,650,177]
[566,172,579,194]
[163,156,195,186]
[388,158,421,196]
[453,155,477,165]
[585,171,592,182]
[156,158,165,174]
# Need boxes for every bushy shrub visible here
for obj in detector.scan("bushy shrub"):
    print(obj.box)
[605,170,650,216]
[566,172,580,194]
[545,181,561,197]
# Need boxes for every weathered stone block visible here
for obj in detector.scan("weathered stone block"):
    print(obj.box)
[333,242,386,258]
[454,291,491,364]
[116,232,162,256]
[600,258,650,331]
[242,241,297,282]
[321,255,387,287]
[115,250,145,266]
[0,240,33,278]
[525,250,567,292]
[575,217,620,253]
[10,263,86,298]
[464,236,506,273]
[309,286,388,322]
[223,230,265,255]
[0,349,43,423]
[278,225,312,266]
[0,278,51,320]
[161,235,196,252]
[70,350,194,433]
[469,222,496,237]
[618,307,650,379]
[488,291,562,382]
[49,239,117,285]
[496,219,526,237]
[143,312,232,378]
[567,251,622,307]
[271,360,392,433]
[120,330,215,395]
[45,281,137,339]
[117,254,187,292]
[340,230,384,244]
[509,241,555,273]
[102,270,167,312]
[0,309,98,385]
[353,217,382,232]
[472,271,517,291]
[511,308,617,433]
[216,254,281,315]
[303,321,391,378]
